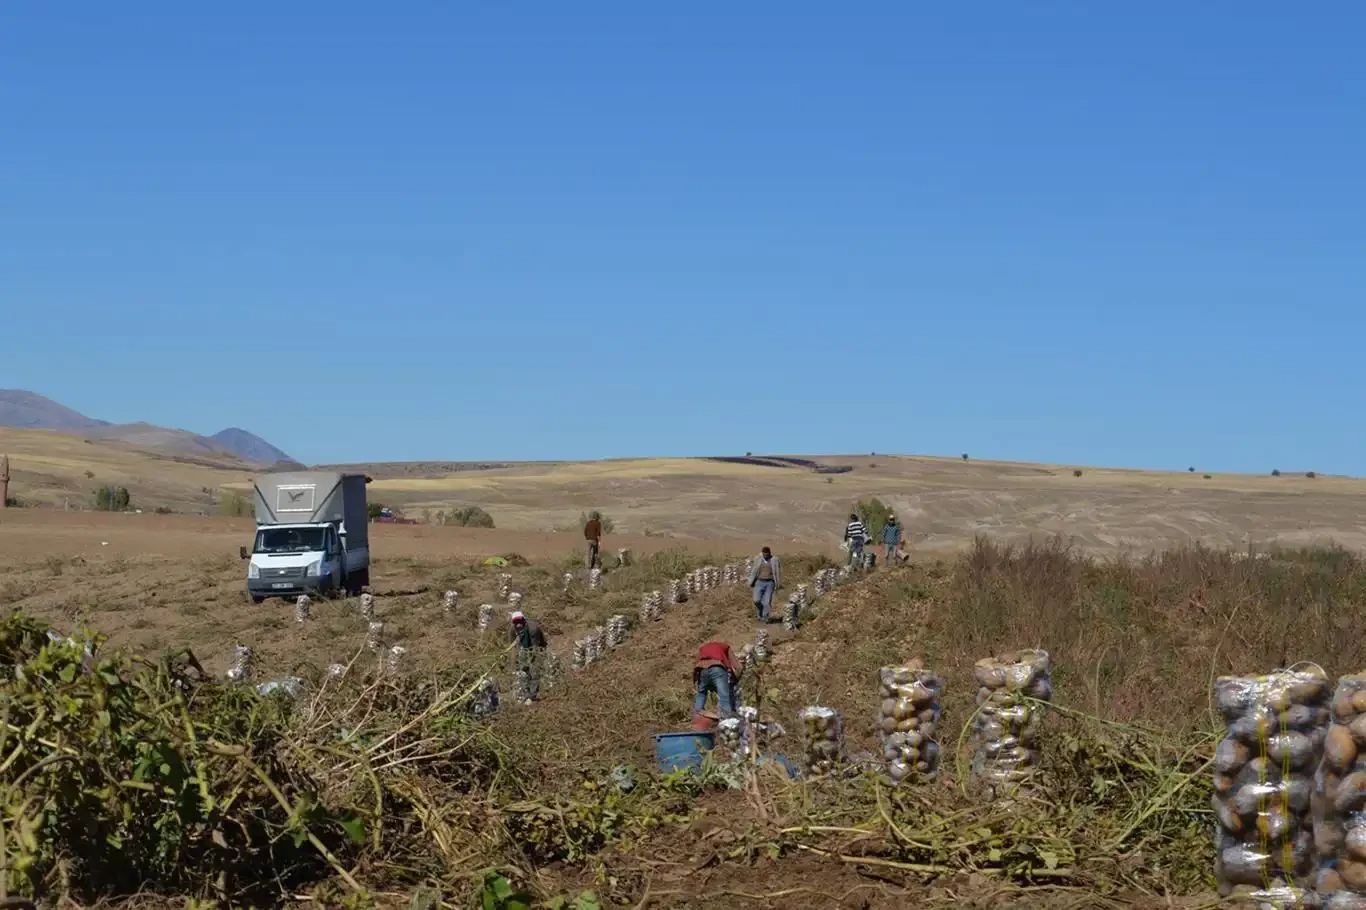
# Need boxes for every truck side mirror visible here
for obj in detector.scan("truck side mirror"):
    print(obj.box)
[239,546,249,560]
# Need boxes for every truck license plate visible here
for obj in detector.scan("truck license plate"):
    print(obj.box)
[271,583,292,589]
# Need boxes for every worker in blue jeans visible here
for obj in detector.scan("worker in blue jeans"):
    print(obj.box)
[747,547,781,622]
[882,514,902,565]
[693,640,740,716]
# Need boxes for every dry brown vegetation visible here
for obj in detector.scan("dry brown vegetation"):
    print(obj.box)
[8,503,1366,907]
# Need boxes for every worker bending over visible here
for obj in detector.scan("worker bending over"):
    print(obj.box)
[508,610,548,705]
[693,639,741,717]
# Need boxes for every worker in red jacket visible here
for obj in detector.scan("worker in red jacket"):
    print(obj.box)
[693,640,741,717]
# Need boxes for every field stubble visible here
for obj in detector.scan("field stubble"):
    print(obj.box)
[5,527,1366,907]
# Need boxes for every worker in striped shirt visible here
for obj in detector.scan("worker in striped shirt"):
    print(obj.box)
[844,513,867,568]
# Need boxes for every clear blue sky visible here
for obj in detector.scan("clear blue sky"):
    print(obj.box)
[2,4,1363,472]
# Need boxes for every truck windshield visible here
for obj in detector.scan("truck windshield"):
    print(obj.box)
[254,527,326,554]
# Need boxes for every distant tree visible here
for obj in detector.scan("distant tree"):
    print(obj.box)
[154,506,173,515]
[442,506,496,528]
[217,491,253,517]
[94,486,131,511]
[962,453,969,462]
[854,498,893,540]
[1188,467,1195,473]
[1272,469,1282,477]
[1073,470,1084,478]
[1306,471,1317,479]
[367,503,386,520]
[579,510,615,534]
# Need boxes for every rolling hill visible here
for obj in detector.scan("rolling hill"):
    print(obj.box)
[0,390,291,464]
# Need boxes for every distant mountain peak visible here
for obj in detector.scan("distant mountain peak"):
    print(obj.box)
[0,389,293,465]
[0,389,110,430]
[210,428,294,465]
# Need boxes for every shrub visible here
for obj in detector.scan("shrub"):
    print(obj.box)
[217,491,253,518]
[93,486,131,511]
[854,498,892,540]
[442,506,496,528]
[366,503,386,520]
[1272,469,1282,477]
[1073,469,1084,478]
[962,453,969,462]
[1307,471,1317,479]
[1188,467,1195,473]
[3,496,25,508]
[1203,474,1212,480]
[579,511,615,534]
[153,506,173,515]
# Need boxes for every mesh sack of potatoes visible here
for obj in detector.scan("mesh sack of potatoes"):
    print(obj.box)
[1312,671,1366,908]
[717,717,745,757]
[1211,666,1329,907]
[878,663,944,783]
[799,706,845,776]
[969,649,1051,789]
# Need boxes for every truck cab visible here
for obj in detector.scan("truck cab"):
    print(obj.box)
[245,472,371,604]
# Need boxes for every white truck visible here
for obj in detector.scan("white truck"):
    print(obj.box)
[245,471,371,603]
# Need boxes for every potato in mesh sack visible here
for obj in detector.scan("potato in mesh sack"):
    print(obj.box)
[1212,665,1329,907]
[799,706,845,776]
[878,663,943,784]
[1311,670,1366,907]
[969,649,1051,791]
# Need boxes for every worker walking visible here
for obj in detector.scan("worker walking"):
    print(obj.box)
[881,514,902,566]
[844,513,867,568]
[508,610,548,704]
[693,639,741,717]
[748,546,781,622]
[584,511,603,570]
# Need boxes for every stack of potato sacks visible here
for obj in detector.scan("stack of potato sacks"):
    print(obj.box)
[226,644,254,683]
[799,706,845,776]
[606,614,628,648]
[1212,666,1328,906]
[639,592,661,624]
[969,649,1051,790]
[1313,670,1366,907]
[878,663,943,784]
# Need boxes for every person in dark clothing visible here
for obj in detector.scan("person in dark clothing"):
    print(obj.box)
[693,639,741,716]
[508,610,548,704]
[584,512,603,569]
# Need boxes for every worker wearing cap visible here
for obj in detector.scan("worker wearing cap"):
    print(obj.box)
[508,610,548,704]
[693,639,741,717]
[882,514,902,566]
